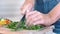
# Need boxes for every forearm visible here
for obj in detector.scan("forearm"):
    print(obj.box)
[45,2,60,26]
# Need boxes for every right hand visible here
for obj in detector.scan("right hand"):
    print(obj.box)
[20,4,33,15]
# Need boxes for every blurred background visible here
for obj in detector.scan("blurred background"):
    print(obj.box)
[0,0,60,21]
[0,0,25,21]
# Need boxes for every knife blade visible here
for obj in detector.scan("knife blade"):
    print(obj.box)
[15,14,25,31]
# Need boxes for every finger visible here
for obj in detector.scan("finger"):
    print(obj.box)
[33,19,44,25]
[26,15,41,26]
[26,10,38,16]
[26,11,32,25]
[26,11,42,25]
[30,14,44,25]
[30,13,43,21]
[26,17,33,25]
[26,11,37,25]
[26,11,36,18]
[32,17,44,25]
[29,17,42,25]
[26,11,40,20]
[29,13,43,24]
[26,11,36,25]
[26,11,43,25]
[26,10,43,18]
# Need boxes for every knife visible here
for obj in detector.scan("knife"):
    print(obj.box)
[15,14,25,31]
[15,4,30,31]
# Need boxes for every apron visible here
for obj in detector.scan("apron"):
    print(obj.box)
[34,0,60,34]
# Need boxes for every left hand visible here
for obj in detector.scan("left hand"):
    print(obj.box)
[26,10,45,26]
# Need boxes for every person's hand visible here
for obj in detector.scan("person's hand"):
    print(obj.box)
[26,10,45,26]
[20,4,33,15]
[26,10,51,26]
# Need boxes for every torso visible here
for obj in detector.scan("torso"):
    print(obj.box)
[34,0,60,33]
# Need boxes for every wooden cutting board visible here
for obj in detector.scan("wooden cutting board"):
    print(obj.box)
[0,26,54,34]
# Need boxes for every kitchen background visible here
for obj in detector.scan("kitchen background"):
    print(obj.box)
[0,0,60,21]
[0,0,25,21]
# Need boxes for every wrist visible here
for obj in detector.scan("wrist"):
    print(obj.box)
[43,14,52,26]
